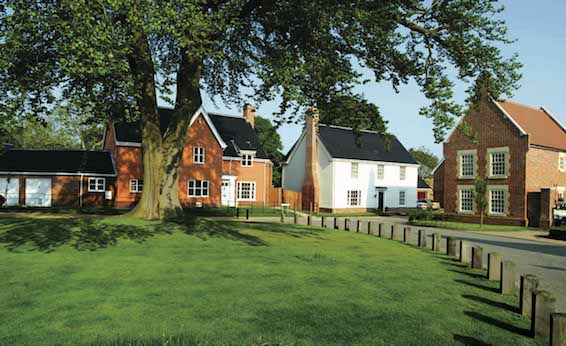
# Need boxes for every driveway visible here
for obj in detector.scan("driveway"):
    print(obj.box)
[246,214,566,311]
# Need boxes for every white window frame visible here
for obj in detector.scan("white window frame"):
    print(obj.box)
[347,190,361,206]
[400,166,406,181]
[488,147,509,179]
[488,186,508,216]
[377,165,384,180]
[188,180,210,198]
[237,181,256,201]
[193,147,205,164]
[351,163,359,179]
[242,154,254,167]
[88,178,105,192]
[129,179,143,193]
[559,153,566,173]
[459,188,474,213]
[399,191,406,206]
[460,154,475,178]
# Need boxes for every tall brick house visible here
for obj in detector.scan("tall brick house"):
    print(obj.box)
[104,105,274,208]
[433,96,566,227]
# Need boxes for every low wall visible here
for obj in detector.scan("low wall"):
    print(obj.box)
[442,213,526,227]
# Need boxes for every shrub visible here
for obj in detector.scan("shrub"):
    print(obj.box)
[408,210,434,222]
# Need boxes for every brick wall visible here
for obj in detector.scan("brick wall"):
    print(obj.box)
[223,159,273,205]
[433,161,445,207]
[442,97,529,222]
[526,147,566,192]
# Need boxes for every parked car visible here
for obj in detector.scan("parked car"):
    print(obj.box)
[416,199,441,211]
[553,205,566,226]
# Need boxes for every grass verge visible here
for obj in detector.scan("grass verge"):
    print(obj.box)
[409,220,536,232]
[0,214,540,345]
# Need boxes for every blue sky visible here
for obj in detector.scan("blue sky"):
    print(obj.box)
[197,0,566,158]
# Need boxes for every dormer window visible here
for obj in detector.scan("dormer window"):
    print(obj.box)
[242,154,254,167]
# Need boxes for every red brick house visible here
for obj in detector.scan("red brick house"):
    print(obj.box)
[0,105,273,209]
[103,105,273,208]
[433,97,566,227]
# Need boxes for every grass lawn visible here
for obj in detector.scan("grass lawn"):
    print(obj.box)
[409,220,536,232]
[0,214,541,345]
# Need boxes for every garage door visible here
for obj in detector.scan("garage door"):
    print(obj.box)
[26,178,52,207]
[0,177,20,206]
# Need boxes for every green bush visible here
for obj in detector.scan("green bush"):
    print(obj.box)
[409,210,445,223]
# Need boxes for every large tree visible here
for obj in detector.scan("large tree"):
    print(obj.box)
[0,0,521,219]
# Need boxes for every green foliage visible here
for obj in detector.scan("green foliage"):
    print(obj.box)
[318,94,388,133]
[0,0,522,143]
[409,146,440,178]
[254,116,283,187]
[408,209,444,222]
[474,177,489,227]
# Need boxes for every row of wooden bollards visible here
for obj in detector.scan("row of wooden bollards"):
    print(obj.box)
[275,215,565,345]
[442,235,564,344]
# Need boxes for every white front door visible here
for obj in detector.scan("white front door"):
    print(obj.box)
[0,177,20,206]
[25,178,52,207]
[221,175,237,207]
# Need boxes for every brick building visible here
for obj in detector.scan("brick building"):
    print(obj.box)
[433,97,566,227]
[0,105,274,209]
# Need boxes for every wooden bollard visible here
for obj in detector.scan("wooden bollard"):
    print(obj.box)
[378,223,383,237]
[520,275,539,318]
[236,208,240,218]
[432,233,441,252]
[321,216,325,228]
[551,313,566,346]
[294,212,298,224]
[356,220,361,233]
[345,219,350,231]
[307,215,311,226]
[471,246,483,270]
[367,222,372,235]
[459,241,471,265]
[390,225,396,240]
[447,237,458,257]
[487,253,502,281]
[280,211,284,223]
[418,230,426,247]
[500,261,516,294]
[531,290,556,340]
[334,218,338,229]
[403,227,411,243]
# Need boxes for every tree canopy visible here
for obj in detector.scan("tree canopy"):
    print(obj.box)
[254,116,283,187]
[409,146,440,178]
[0,0,522,219]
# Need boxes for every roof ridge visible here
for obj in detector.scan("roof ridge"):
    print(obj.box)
[320,123,392,136]
[208,112,245,119]
[498,100,544,113]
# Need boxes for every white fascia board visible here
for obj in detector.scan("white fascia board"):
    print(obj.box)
[116,141,142,148]
[541,106,566,134]
[190,106,228,149]
[491,98,527,136]
[432,157,445,174]
[222,156,270,163]
[331,157,420,167]
[284,130,306,165]
[0,171,117,177]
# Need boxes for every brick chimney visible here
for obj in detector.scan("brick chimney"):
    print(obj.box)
[302,107,319,212]
[243,104,255,128]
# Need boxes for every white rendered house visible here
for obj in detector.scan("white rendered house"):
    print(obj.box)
[282,111,419,212]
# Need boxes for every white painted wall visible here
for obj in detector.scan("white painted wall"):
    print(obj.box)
[332,160,418,209]
[282,132,306,192]
[317,143,333,209]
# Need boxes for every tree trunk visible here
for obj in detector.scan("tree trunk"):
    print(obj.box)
[158,53,203,219]
[125,2,163,220]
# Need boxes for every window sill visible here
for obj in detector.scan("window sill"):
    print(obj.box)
[488,212,507,217]
[88,190,105,193]
[458,176,475,180]
[237,199,256,202]
[457,210,474,214]
[193,162,205,165]
[488,175,508,180]
[188,196,210,198]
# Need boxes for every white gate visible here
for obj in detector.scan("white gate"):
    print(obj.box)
[25,178,52,207]
[0,177,20,206]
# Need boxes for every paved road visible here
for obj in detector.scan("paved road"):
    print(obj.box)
[248,215,566,311]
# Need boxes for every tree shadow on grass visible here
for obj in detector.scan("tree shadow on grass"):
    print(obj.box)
[454,279,499,293]
[463,311,530,337]
[0,218,169,253]
[448,269,485,279]
[461,294,517,313]
[453,334,492,346]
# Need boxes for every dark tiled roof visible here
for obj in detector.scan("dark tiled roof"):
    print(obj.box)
[317,124,418,164]
[208,113,268,159]
[418,176,431,189]
[113,108,269,159]
[0,149,116,175]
